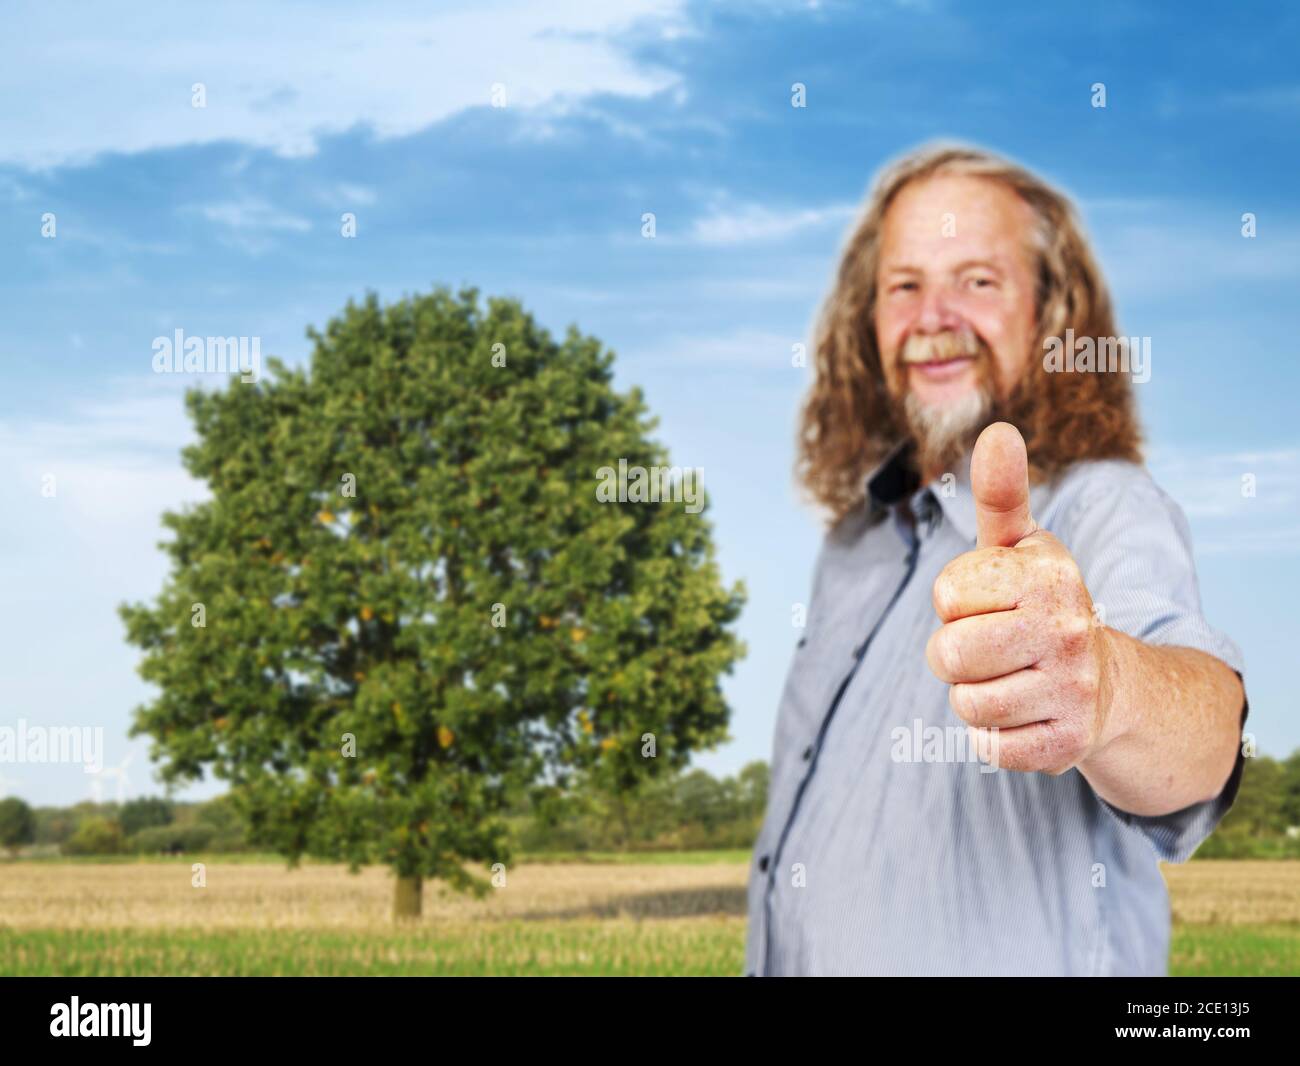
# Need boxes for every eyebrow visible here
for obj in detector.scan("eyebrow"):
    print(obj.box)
[953,258,1004,274]
[880,258,1005,275]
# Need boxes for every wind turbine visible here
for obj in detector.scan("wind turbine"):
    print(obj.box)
[90,753,134,805]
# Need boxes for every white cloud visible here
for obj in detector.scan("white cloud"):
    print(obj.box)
[1196,527,1300,556]
[689,201,858,245]
[332,184,377,207]
[1150,447,1297,517]
[1149,447,1300,555]
[0,376,206,537]
[196,199,312,233]
[627,328,808,368]
[1220,86,1300,112]
[0,173,32,201]
[188,197,314,254]
[1,0,685,170]
[1091,214,1300,297]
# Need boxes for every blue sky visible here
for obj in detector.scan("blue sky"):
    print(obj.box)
[2,0,1297,805]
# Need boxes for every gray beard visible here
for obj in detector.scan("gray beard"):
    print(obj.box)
[904,386,993,482]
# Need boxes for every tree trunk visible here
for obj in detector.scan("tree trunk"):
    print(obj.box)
[616,794,632,853]
[393,874,423,920]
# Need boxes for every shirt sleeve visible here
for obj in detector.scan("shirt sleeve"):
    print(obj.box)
[1053,463,1249,864]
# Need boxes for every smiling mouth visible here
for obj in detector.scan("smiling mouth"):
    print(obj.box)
[901,353,976,366]
[903,355,977,383]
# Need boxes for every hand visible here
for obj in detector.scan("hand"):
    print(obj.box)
[924,422,1113,774]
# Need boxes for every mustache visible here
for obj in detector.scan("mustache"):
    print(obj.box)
[900,326,981,364]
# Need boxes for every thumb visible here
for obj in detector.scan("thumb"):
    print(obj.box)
[971,422,1036,548]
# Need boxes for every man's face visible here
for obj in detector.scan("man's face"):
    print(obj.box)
[873,174,1040,471]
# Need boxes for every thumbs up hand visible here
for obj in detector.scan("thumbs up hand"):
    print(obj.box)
[924,422,1112,774]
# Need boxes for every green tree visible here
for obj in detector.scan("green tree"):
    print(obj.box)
[1200,756,1288,857]
[119,796,175,837]
[736,760,769,821]
[195,795,239,831]
[1280,751,1300,830]
[0,797,36,856]
[674,769,734,837]
[130,824,215,855]
[1227,757,1288,837]
[34,807,77,847]
[64,816,125,856]
[121,287,745,919]
[195,795,248,850]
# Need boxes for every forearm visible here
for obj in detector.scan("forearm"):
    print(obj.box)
[1076,630,1245,818]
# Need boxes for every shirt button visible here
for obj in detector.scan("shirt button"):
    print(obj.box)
[802,745,814,761]
[758,854,770,873]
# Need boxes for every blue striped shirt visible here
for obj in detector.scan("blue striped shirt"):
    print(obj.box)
[745,445,1248,976]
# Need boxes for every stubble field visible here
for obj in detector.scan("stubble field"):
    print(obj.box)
[1,856,1297,976]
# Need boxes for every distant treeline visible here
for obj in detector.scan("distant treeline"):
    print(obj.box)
[2,752,1297,859]
[0,792,249,857]
[1195,751,1300,858]
[511,762,770,853]
[0,762,770,858]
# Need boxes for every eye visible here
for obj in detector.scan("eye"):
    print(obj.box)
[890,280,918,293]
[965,275,997,291]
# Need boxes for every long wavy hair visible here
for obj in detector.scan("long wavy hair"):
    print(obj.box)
[797,144,1143,525]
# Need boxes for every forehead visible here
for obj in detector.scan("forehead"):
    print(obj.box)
[877,173,1036,271]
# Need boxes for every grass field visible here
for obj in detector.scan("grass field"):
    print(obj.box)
[1,856,1297,976]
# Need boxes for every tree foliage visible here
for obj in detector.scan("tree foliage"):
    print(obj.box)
[121,287,745,906]
[0,797,36,855]
[119,796,175,837]
[63,816,124,856]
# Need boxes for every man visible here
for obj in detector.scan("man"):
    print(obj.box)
[745,144,1248,976]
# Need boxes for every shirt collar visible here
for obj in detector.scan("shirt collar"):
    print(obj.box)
[864,441,919,514]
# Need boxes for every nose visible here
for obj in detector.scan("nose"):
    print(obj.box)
[914,284,963,334]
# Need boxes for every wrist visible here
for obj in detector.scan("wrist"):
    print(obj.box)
[1084,625,1129,766]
